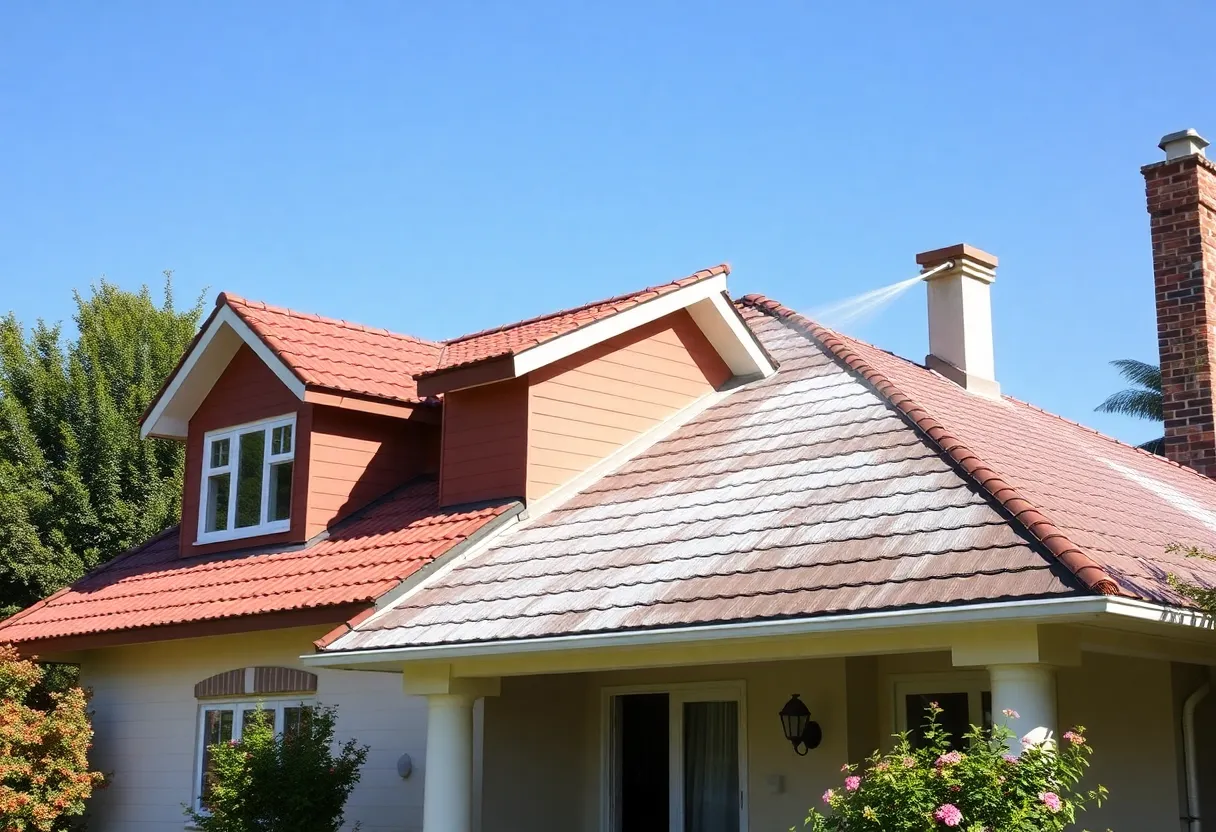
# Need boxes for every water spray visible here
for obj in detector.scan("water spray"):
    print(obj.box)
[808,260,953,331]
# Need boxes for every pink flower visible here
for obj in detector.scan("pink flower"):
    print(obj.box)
[1040,791,1062,813]
[844,775,861,792]
[1002,753,1019,764]
[821,789,834,804]
[1021,734,1034,746]
[935,750,963,768]
[934,803,963,826]
[1002,708,1020,719]
[1063,730,1085,745]
[902,756,916,768]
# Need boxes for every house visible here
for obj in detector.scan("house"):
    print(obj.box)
[3,132,1216,832]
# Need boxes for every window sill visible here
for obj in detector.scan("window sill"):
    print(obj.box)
[194,521,291,546]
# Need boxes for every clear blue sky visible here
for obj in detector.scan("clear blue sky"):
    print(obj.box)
[2,1,1211,447]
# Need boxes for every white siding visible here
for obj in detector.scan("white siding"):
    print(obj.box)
[78,626,426,832]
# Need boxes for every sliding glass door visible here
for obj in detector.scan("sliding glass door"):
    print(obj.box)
[605,683,747,832]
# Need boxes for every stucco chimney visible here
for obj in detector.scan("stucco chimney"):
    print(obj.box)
[1143,128,1216,476]
[915,243,1001,399]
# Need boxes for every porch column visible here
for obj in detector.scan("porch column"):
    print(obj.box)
[988,664,1057,750]
[422,693,475,832]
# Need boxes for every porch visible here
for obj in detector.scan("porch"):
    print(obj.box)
[358,613,1216,832]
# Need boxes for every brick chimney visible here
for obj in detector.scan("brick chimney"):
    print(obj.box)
[1143,129,1216,476]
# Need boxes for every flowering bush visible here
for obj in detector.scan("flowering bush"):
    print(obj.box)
[799,703,1106,831]
[0,645,104,831]
[185,703,368,832]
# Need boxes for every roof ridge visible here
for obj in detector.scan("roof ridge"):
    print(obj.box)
[217,292,443,350]
[441,264,730,346]
[737,293,1122,597]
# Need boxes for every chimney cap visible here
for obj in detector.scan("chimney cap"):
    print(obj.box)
[915,243,999,270]
[1159,129,1209,161]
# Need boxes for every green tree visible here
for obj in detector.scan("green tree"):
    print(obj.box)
[1095,358,1163,454]
[0,276,203,617]
[186,703,368,832]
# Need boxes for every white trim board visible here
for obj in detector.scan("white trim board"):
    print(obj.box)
[141,305,306,440]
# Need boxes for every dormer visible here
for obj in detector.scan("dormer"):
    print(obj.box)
[141,295,443,557]
[420,265,777,506]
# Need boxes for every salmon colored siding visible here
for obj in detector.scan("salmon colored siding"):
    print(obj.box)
[439,378,529,506]
[306,408,438,537]
[525,310,729,500]
[181,345,310,557]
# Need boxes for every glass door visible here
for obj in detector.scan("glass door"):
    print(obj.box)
[607,684,747,832]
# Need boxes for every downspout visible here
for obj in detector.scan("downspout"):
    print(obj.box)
[1184,680,1211,832]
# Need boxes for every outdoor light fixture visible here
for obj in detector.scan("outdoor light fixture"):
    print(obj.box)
[779,693,822,755]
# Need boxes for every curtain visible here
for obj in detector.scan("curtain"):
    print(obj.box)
[683,701,739,832]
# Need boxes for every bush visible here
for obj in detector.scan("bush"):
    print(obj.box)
[0,645,104,831]
[185,702,368,832]
[800,702,1106,831]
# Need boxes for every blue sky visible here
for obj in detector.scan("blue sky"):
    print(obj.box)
[2,1,1211,447]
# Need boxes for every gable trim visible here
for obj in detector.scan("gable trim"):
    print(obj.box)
[141,303,307,440]
[737,294,1122,598]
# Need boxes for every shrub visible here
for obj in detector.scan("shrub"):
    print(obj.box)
[185,702,368,832]
[0,645,104,831]
[799,703,1106,831]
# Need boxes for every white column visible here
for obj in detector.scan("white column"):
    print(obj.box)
[422,693,475,832]
[988,664,1057,751]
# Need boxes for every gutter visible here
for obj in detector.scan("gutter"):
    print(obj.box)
[302,594,1208,668]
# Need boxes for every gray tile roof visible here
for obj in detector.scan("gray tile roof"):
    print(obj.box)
[333,308,1077,650]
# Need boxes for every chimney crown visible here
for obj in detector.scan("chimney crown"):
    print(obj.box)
[1159,129,1210,161]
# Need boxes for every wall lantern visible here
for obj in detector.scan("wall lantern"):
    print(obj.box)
[779,694,822,755]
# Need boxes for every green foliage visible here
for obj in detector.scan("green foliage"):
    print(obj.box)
[0,276,203,616]
[186,703,368,832]
[1167,544,1216,612]
[0,644,105,831]
[798,703,1105,832]
[1095,358,1163,453]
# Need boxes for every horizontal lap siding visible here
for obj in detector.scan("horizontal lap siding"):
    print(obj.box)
[525,310,730,500]
[182,345,310,556]
[307,408,438,538]
[439,378,528,506]
[78,627,433,832]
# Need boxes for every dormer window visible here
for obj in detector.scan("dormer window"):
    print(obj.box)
[198,414,296,544]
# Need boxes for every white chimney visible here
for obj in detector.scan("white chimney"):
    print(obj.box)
[916,243,1000,399]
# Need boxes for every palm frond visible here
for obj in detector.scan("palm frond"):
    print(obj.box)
[1138,436,1165,455]
[1096,388,1163,421]
[1109,358,1161,392]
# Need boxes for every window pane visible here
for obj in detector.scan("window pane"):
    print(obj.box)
[683,700,739,832]
[283,706,308,739]
[235,430,266,528]
[201,709,235,806]
[205,473,231,532]
[243,708,275,734]
[210,438,230,469]
[272,424,293,456]
[905,692,970,751]
[269,461,293,522]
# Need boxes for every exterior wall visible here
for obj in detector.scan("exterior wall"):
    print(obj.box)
[307,407,438,537]
[525,309,730,500]
[78,627,429,832]
[480,650,1189,832]
[480,658,848,832]
[439,377,528,506]
[182,344,311,556]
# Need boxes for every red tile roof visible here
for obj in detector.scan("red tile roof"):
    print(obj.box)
[0,480,517,647]
[425,265,729,375]
[222,293,443,403]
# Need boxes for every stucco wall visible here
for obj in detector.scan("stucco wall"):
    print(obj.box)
[78,627,427,832]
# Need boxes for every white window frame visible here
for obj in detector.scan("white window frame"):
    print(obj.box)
[192,697,314,812]
[196,413,296,544]
[890,672,991,737]
[599,680,749,832]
